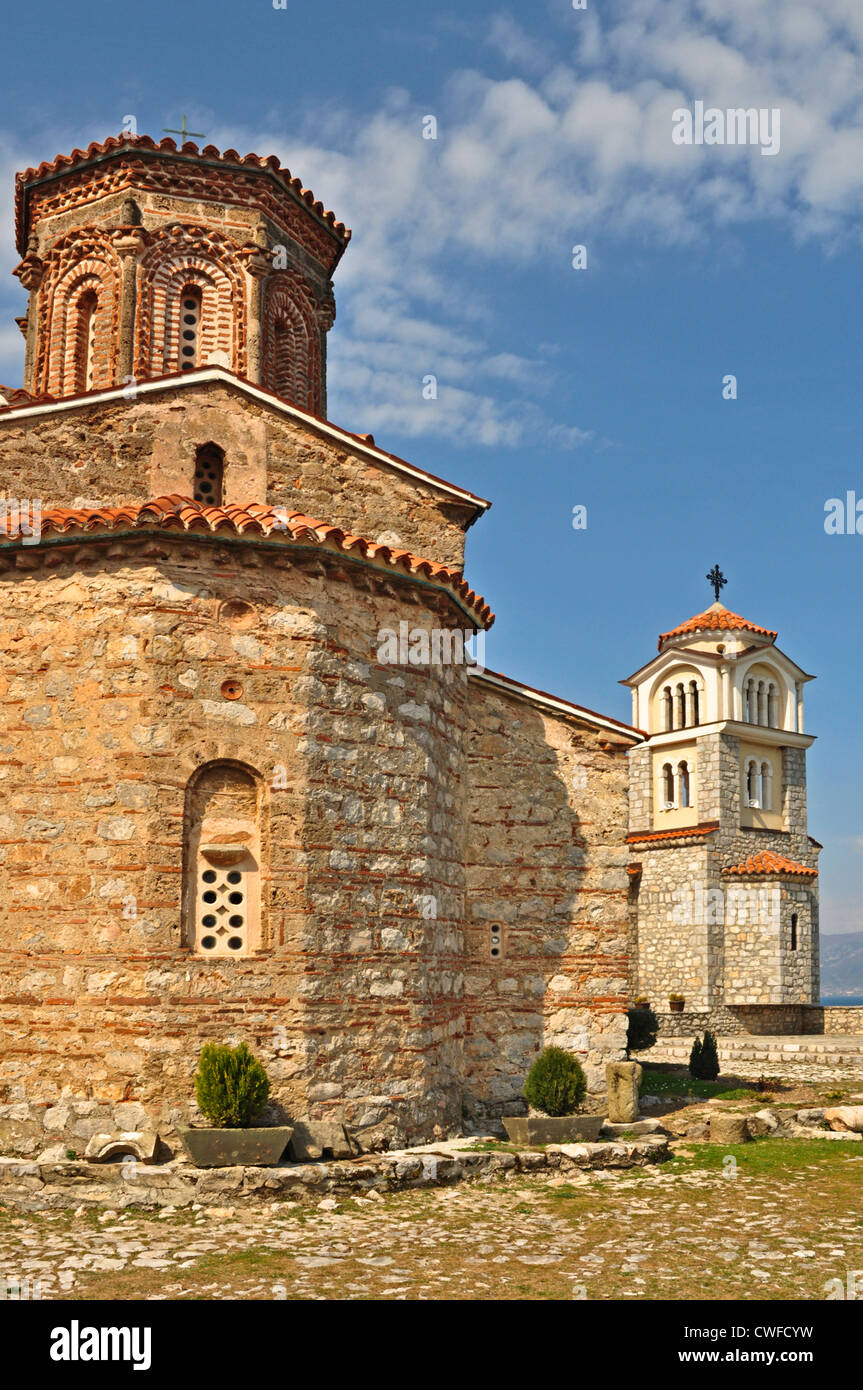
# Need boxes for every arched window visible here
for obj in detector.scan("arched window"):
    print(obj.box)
[662,686,673,732]
[678,760,691,808]
[756,680,767,726]
[193,443,224,506]
[662,763,675,808]
[676,683,686,729]
[179,285,202,370]
[744,678,754,723]
[746,759,759,807]
[689,680,700,727]
[184,762,262,958]
[74,289,99,393]
[760,761,772,812]
[767,682,779,729]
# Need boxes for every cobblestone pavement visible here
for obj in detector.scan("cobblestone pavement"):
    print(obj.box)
[2,1140,861,1301]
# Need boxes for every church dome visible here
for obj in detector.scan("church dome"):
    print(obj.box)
[658,601,777,650]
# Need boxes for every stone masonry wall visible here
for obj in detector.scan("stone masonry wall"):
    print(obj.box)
[463,680,631,1127]
[630,729,819,1026]
[0,380,476,567]
[0,536,477,1151]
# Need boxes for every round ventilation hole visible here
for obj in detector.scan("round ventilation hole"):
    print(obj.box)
[221,679,243,700]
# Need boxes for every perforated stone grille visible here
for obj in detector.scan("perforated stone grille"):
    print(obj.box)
[197,864,247,956]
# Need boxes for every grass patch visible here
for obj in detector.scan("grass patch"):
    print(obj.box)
[668,1136,863,1176]
[640,1071,748,1100]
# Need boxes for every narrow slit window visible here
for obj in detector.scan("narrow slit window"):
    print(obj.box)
[180,287,202,370]
[790,913,798,951]
[678,760,691,808]
[75,289,98,393]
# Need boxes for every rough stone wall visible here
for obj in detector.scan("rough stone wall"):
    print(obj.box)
[0,381,475,566]
[463,680,631,1126]
[0,538,476,1150]
[631,844,714,1010]
[803,1006,863,1035]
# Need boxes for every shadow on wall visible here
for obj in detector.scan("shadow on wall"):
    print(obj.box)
[462,683,630,1131]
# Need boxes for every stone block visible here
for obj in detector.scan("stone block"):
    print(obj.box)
[288,1122,357,1161]
[605,1061,642,1123]
[709,1113,750,1144]
[84,1131,161,1164]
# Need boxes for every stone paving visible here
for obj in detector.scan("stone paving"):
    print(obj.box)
[2,1138,861,1302]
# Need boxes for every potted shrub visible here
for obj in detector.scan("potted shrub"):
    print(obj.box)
[669,993,685,1013]
[502,1046,603,1145]
[689,1030,720,1081]
[634,995,650,1009]
[177,1042,293,1167]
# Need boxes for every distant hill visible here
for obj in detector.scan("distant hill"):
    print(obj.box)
[820,932,863,996]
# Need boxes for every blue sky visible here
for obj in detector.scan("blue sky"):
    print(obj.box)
[2,0,863,934]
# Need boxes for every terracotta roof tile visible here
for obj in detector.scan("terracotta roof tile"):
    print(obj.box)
[627,822,719,845]
[0,495,493,627]
[658,603,777,650]
[722,850,817,879]
[15,135,350,255]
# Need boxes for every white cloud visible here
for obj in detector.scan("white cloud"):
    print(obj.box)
[5,4,863,434]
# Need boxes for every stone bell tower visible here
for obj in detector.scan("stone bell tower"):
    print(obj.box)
[12,134,349,412]
[622,585,820,1034]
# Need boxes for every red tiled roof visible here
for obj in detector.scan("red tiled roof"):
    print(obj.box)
[0,495,493,627]
[15,134,350,254]
[0,385,40,407]
[627,821,719,845]
[722,850,817,879]
[658,603,777,650]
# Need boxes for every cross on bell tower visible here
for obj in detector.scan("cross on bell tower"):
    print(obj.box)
[707,564,727,603]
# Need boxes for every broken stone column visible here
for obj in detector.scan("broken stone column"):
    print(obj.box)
[606,1061,642,1123]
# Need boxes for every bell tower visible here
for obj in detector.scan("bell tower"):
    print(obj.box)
[623,582,820,1033]
[12,134,350,413]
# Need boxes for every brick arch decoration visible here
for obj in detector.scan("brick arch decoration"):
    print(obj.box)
[262,273,322,413]
[34,229,122,396]
[136,225,247,378]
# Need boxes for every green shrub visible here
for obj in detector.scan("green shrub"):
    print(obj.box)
[627,1006,659,1055]
[689,1030,720,1081]
[523,1046,587,1117]
[194,1042,270,1128]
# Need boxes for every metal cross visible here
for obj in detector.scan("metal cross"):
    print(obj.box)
[163,115,205,143]
[706,564,727,603]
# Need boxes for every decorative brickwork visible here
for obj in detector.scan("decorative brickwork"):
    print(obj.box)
[33,228,123,396]
[13,138,347,405]
[263,273,321,413]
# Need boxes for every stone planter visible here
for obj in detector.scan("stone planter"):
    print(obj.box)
[502,1114,604,1146]
[177,1125,293,1168]
[669,999,685,1013]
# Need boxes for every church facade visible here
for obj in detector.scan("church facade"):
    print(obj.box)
[0,137,820,1154]
[0,137,645,1152]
